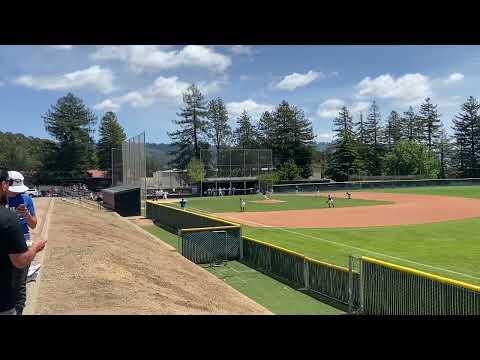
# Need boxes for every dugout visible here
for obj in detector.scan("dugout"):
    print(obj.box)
[102,185,141,217]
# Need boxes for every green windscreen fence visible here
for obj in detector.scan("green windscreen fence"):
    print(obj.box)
[361,257,480,315]
[242,236,360,309]
[180,226,241,264]
[308,259,360,309]
[242,236,304,288]
[146,201,238,233]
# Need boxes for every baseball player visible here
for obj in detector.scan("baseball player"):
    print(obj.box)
[346,192,352,200]
[240,198,246,212]
[327,194,335,208]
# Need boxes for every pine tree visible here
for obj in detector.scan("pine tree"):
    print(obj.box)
[168,84,208,169]
[42,93,97,178]
[234,110,259,149]
[257,111,277,149]
[270,101,315,178]
[364,100,384,175]
[452,96,480,177]
[437,128,452,179]
[419,97,441,150]
[206,97,232,162]
[384,111,403,151]
[356,112,367,144]
[97,111,126,173]
[330,106,359,181]
[401,106,423,141]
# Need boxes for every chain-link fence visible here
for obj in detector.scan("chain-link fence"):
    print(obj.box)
[111,132,146,210]
[200,148,273,195]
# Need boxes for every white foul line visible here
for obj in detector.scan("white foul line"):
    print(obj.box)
[219,213,480,282]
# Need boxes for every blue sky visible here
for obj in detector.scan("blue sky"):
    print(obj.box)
[1,45,479,143]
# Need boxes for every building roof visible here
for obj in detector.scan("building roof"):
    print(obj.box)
[87,169,107,178]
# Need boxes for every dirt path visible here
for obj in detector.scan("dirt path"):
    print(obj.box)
[27,199,270,314]
[214,192,480,228]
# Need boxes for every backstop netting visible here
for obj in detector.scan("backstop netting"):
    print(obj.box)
[111,132,147,210]
[200,148,273,194]
[360,256,480,315]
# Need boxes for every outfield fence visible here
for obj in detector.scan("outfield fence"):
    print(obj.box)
[359,256,480,315]
[242,236,360,310]
[274,178,480,193]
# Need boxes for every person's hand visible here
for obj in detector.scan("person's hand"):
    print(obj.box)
[32,239,47,253]
[17,204,28,218]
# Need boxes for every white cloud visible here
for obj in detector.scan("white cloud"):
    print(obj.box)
[226,99,274,119]
[230,45,253,56]
[48,45,73,50]
[317,99,368,119]
[275,70,322,91]
[317,132,335,142]
[355,73,431,105]
[91,45,231,73]
[93,99,120,112]
[94,76,221,111]
[444,73,464,84]
[14,65,115,93]
[317,99,345,118]
[351,101,370,114]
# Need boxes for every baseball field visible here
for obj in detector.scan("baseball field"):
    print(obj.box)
[166,186,480,286]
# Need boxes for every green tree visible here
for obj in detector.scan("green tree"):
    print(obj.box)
[452,96,480,177]
[257,111,276,148]
[186,157,206,183]
[383,140,439,178]
[364,100,384,175]
[270,101,315,178]
[402,106,423,141]
[330,106,359,181]
[234,110,259,148]
[419,97,442,150]
[276,160,300,181]
[42,93,97,178]
[437,128,452,179]
[168,84,209,168]
[206,97,232,161]
[354,112,369,176]
[97,111,126,173]
[384,110,403,150]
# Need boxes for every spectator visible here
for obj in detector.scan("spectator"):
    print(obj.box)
[6,171,38,315]
[0,169,46,315]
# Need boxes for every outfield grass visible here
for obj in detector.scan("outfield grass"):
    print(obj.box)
[169,193,388,213]
[243,218,480,285]
[364,185,480,198]
[142,224,343,315]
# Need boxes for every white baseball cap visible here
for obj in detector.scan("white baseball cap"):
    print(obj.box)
[7,171,29,193]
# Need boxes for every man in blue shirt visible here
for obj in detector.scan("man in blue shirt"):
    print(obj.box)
[7,171,38,315]
[0,168,46,315]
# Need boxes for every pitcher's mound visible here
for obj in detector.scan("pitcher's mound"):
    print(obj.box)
[250,199,286,204]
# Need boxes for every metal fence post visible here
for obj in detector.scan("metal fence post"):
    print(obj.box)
[359,257,365,314]
[348,256,354,314]
[303,258,309,291]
